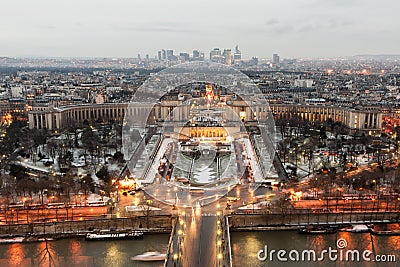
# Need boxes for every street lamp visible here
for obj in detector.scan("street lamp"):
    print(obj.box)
[173,253,179,267]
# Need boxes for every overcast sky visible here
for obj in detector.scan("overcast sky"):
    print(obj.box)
[1,0,399,59]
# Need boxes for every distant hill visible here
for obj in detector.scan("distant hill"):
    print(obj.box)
[353,54,400,59]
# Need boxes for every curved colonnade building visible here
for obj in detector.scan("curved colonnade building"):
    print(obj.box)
[28,100,382,135]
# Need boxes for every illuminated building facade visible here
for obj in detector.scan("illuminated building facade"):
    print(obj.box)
[268,104,382,134]
[0,99,29,125]
[28,98,382,134]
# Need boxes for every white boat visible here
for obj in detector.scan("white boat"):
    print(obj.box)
[85,231,143,241]
[0,237,25,244]
[24,237,54,243]
[131,251,167,261]
[340,224,370,233]
[370,229,400,236]
[0,236,54,244]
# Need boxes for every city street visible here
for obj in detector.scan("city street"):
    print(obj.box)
[0,205,108,225]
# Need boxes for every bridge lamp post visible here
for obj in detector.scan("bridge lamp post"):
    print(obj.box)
[173,253,179,267]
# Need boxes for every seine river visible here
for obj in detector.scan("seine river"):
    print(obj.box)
[0,234,169,267]
[0,231,399,267]
[231,231,400,267]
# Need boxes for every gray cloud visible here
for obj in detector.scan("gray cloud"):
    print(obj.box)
[297,18,355,33]
[111,22,196,33]
[37,25,57,30]
[309,0,364,7]
[0,0,398,58]
[264,19,280,26]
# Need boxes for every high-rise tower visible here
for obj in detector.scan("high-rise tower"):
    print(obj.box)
[272,53,280,64]
[234,45,241,63]
[223,49,232,65]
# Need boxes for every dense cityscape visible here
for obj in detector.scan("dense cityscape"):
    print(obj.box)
[0,50,399,266]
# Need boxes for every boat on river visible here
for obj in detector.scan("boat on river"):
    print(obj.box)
[370,229,400,236]
[299,225,337,234]
[85,231,143,241]
[131,251,166,261]
[340,224,370,233]
[0,237,25,244]
[0,236,54,244]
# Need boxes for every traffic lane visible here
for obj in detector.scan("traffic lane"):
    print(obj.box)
[0,206,108,224]
[182,215,217,267]
[291,198,400,211]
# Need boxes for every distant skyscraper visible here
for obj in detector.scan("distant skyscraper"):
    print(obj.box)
[223,49,232,65]
[210,48,221,62]
[137,54,141,61]
[166,50,176,61]
[157,51,162,61]
[193,50,200,60]
[273,53,280,64]
[199,52,205,61]
[251,56,258,66]
[162,49,166,60]
[234,45,241,63]
[179,52,190,62]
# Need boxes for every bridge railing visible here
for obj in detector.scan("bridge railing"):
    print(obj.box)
[119,133,147,178]
[216,214,233,267]
[141,133,163,182]
[164,216,178,267]
[225,216,233,267]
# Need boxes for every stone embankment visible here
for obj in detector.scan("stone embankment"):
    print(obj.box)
[0,215,172,239]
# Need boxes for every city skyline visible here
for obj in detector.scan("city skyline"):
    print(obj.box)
[1,49,400,265]
[1,0,400,58]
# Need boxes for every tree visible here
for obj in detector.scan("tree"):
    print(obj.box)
[96,166,111,184]
[274,195,291,213]
[9,164,27,181]
[1,174,16,205]
[80,175,95,197]
[140,197,155,228]
[61,172,76,203]
[113,151,124,163]
[0,121,28,154]
[81,127,101,164]
[46,140,57,161]
[36,179,50,205]
[274,195,291,224]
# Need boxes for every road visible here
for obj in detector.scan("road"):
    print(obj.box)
[292,198,400,212]
[0,205,108,225]
[180,210,217,267]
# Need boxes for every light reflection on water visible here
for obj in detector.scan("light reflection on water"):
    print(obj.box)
[232,233,264,267]
[6,244,25,267]
[232,231,400,267]
[2,231,399,266]
[0,234,169,267]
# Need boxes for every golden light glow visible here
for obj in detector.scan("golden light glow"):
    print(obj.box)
[1,114,12,125]
[205,83,214,108]
[239,111,246,121]
[290,191,303,201]
[118,177,136,190]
